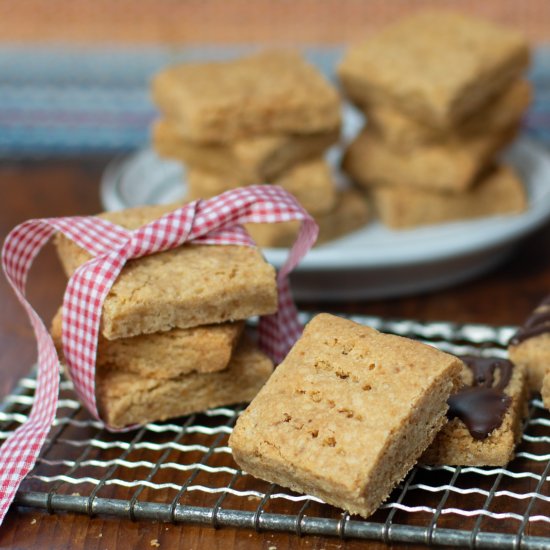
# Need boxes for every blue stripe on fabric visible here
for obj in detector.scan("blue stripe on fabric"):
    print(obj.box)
[0,44,547,157]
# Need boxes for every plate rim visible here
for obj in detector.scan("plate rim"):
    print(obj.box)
[100,136,550,272]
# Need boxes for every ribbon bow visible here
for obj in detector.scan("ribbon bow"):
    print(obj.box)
[0,184,318,525]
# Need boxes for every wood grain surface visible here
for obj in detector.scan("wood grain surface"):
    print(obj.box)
[0,158,549,549]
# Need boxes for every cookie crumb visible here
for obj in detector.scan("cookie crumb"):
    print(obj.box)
[150,539,160,548]
[30,518,37,525]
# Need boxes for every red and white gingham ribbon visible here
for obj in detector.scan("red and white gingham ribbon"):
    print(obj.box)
[0,184,318,525]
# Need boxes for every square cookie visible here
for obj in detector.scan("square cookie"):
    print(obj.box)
[244,189,369,248]
[54,203,277,340]
[370,164,526,229]
[343,125,517,193]
[229,313,462,518]
[422,356,528,466]
[187,159,337,217]
[509,297,550,392]
[51,307,244,378]
[152,50,341,143]
[365,79,531,152]
[338,12,529,127]
[153,118,338,182]
[96,336,274,428]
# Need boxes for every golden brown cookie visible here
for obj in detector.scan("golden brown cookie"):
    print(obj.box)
[369,165,526,229]
[186,159,338,217]
[153,118,338,182]
[54,203,277,340]
[96,336,273,428]
[152,51,341,143]
[51,307,244,378]
[230,313,462,518]
[364,80,531,152]
[343,125,518,193]
[422,356,528,466]
[338,11,529,127]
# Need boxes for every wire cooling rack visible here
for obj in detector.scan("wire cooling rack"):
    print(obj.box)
[1,313,549,549]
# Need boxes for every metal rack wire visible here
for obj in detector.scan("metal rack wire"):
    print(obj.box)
[1,313,549,548]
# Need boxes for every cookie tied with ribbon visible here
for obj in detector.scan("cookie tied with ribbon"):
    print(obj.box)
[0,184,318,525]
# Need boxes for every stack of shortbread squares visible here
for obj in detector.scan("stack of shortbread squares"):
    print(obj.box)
[50,204,278,428]
[339,12,531,229]
[152,51,369,247]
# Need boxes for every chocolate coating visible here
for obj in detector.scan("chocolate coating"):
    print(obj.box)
[461,355,513,391]
[448,388,511,440]
[449,355,514,440]
[510,297,550,345]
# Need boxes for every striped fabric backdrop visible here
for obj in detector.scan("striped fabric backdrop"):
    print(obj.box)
[0,0,549,156]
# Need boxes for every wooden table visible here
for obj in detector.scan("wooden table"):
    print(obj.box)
[0,158,548,550]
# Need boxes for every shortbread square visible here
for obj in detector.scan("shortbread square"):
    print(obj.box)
[343,126,517,193]
[509,298,550,392]
[54,204,277,340]
[338,12,529,127]
[186,159,337,217]
[364,80,531,152]
[370,165,526,229]
[96,337,273,428]
[152,51,341,143]
[51,307,244,378]
[422,356,528,466]
[229,313,462,518]
[153,118,338,182]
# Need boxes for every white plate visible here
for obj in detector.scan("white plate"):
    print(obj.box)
[100,115,550,300]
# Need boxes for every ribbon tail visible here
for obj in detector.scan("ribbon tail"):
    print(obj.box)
[258,215,319,363]
[0,309,60,523]
[0,221,60,523]
[259,277,302,364]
